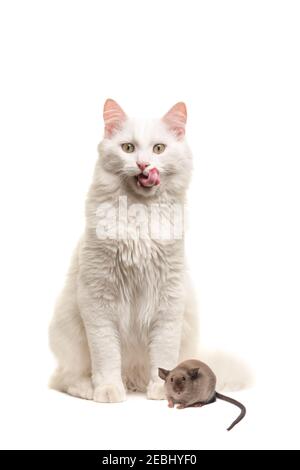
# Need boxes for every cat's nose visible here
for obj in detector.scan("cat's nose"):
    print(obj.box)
[137,161,150,172]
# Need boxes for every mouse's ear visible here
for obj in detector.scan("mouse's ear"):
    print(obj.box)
[158,368,170,381]
[188,368,200,380]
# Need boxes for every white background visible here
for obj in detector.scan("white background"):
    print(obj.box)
[0,0,299,450]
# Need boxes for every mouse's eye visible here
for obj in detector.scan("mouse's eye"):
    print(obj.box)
[182,377,186,381]
[170,377,174,382]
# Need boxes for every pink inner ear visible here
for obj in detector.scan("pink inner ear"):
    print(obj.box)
[163,102,187,139]
[103,99,127,137]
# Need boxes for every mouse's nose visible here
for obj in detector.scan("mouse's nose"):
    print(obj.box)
[137,161,150,172]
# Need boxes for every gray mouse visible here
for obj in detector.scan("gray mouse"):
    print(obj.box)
[158,359,246,431]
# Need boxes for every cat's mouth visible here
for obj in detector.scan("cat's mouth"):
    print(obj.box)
[136,167,160,188]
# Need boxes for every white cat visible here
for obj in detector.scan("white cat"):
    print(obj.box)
[49,100,248,403]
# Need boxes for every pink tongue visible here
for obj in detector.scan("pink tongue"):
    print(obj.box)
[137,168,160,187]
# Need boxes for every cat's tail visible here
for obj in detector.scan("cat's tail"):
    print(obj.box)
[198,349,254,392]
[181,277,253,392]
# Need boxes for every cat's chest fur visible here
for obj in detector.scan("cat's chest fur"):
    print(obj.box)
[116,237,166,269]
[81,231,183,306]
[106,235,181,283]
[82,191,184,304]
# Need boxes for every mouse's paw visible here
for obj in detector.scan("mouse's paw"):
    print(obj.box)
[93,381,126,403]
[168,398,174,408]
[147,380,166,400]
[176,404,186,409]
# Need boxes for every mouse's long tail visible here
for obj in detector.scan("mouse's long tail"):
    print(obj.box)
[215,392,246,431]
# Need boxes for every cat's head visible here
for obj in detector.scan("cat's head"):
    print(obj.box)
[98,99,192,198]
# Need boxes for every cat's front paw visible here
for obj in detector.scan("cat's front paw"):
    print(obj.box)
[147,380,166,400]
[93,382,126,403]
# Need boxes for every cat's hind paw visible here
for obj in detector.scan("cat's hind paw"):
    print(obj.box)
[67,377,93,400]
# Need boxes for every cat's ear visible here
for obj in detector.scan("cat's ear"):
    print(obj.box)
[103,99,127,137]
[162,102,187,139]
[158,367,170,381]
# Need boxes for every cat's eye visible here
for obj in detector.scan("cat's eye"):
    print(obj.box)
[153,143,166,154]
[170,377,174,382]
[121,143,135,153]
[182,377,185,381]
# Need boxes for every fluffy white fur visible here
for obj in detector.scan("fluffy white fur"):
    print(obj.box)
[49,100,249,403]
